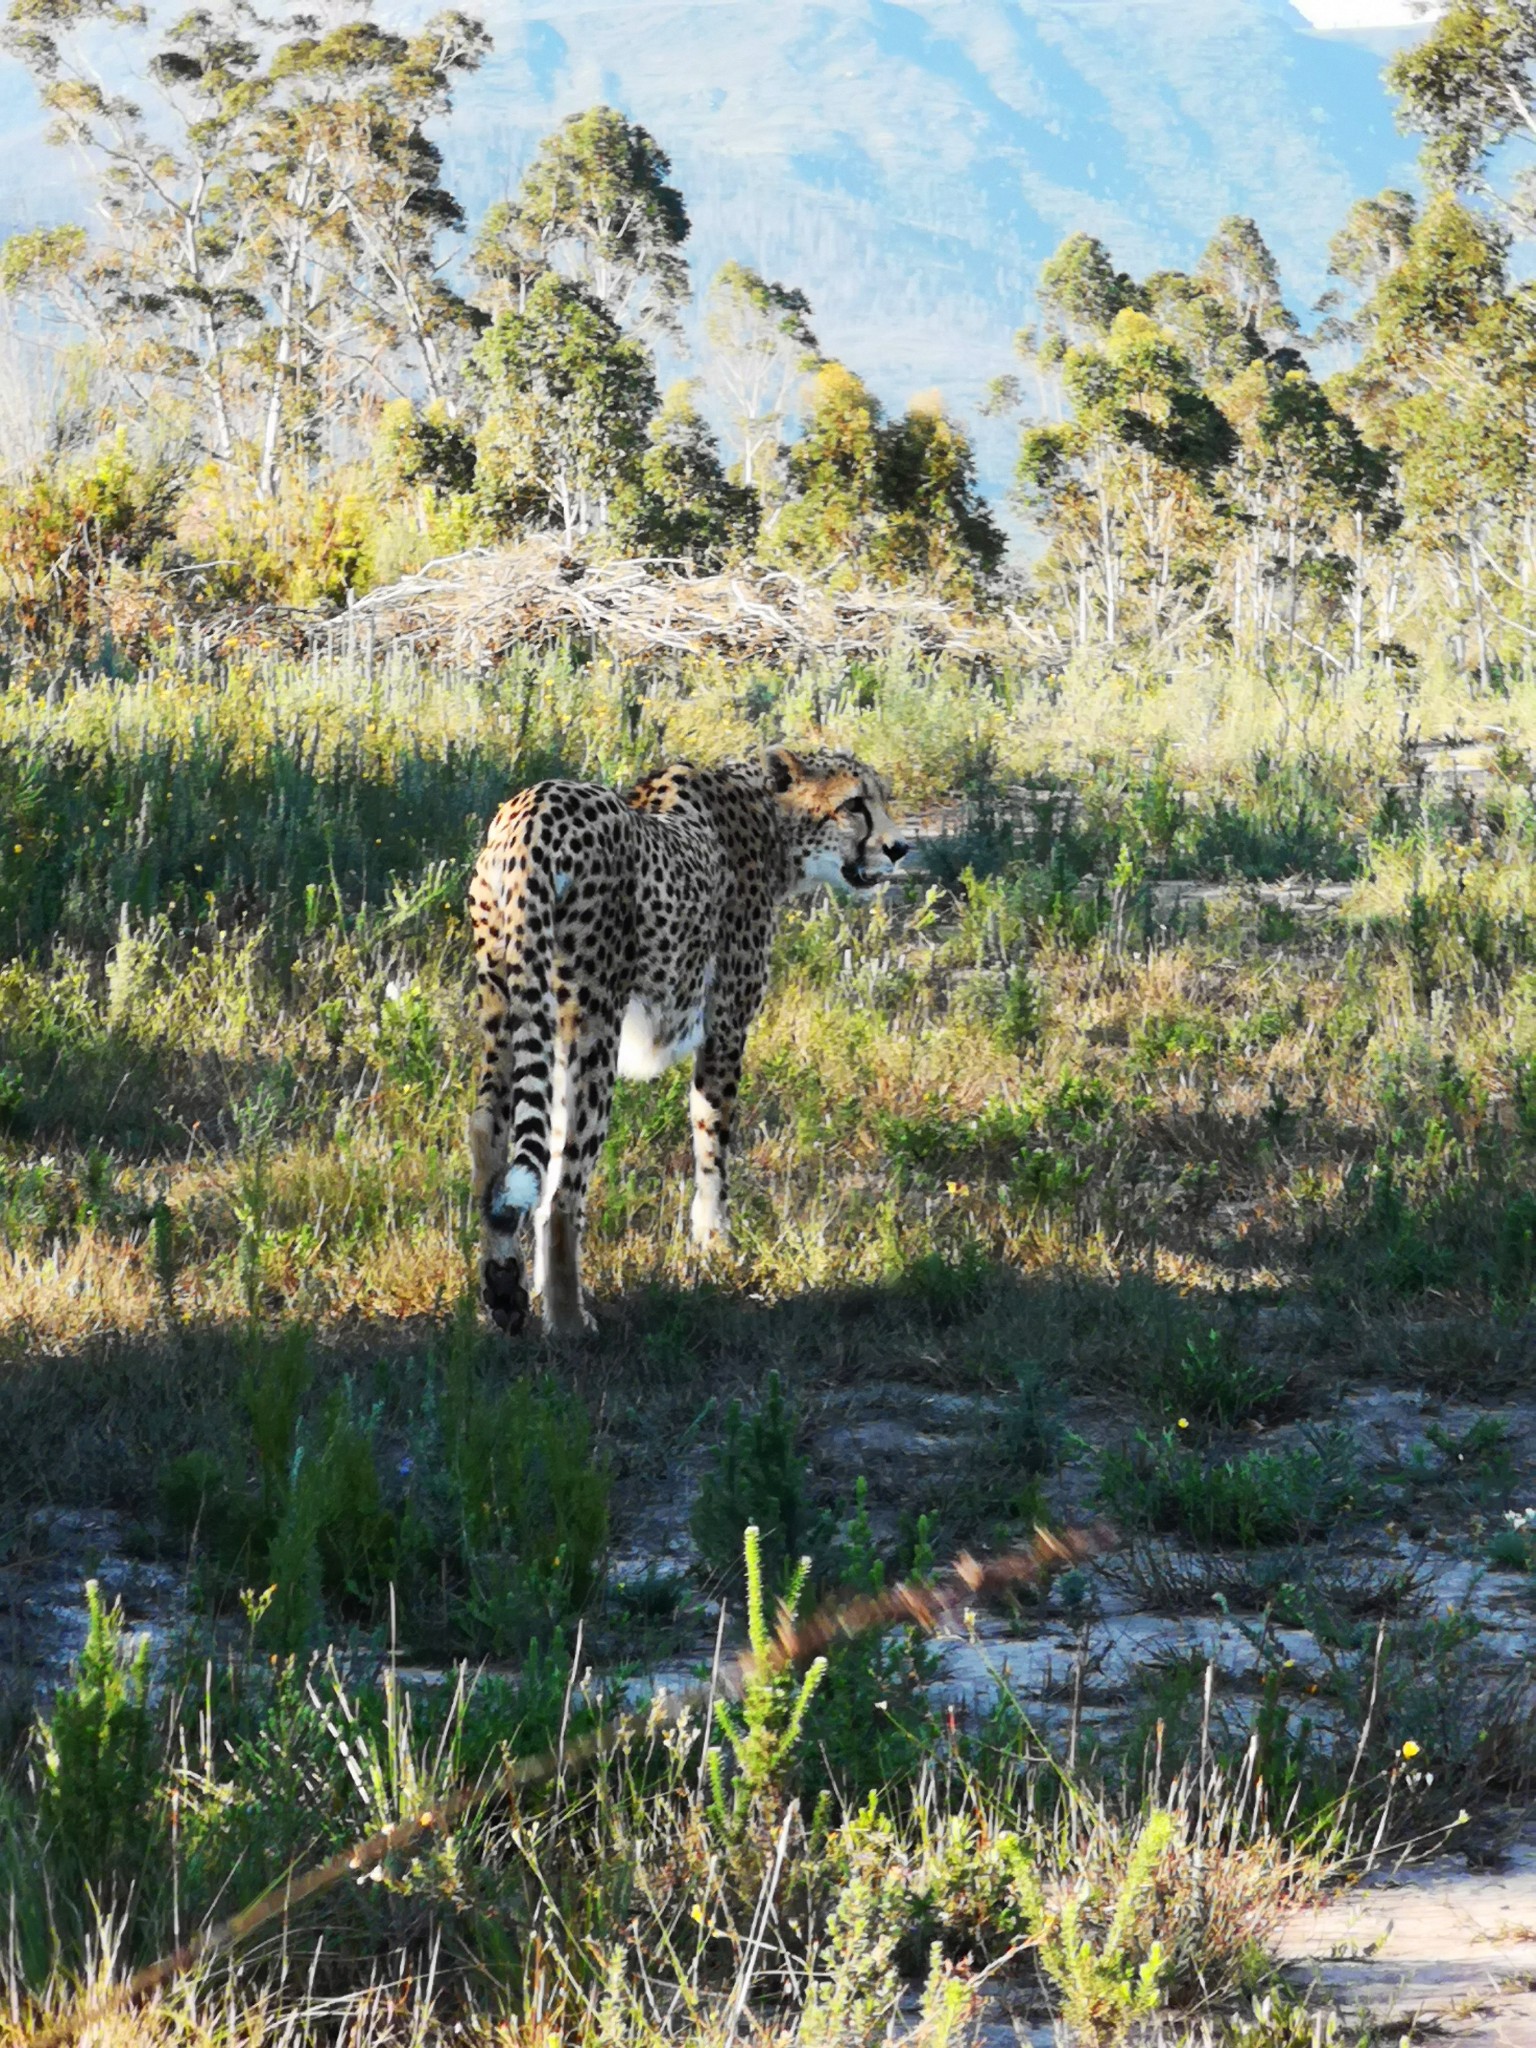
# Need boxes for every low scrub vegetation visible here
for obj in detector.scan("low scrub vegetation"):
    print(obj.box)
[1,641,1534,2042]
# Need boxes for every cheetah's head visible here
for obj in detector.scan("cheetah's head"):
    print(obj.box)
[764,745,909,895]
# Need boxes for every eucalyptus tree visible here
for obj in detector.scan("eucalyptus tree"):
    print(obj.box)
[1330,193,1516,680]
[472,271,658,542]
[870,396,1005,595]
[702,262,818,492]
[1,0,487,492]
[2,0,267,465]
[1017,306,1233,649]
[771,362,887,571]
[768,365,999,594]
[1218,360,1391,669]
[473,106,690,340]
[614,380,759,566]
[1390,0,1536,228]
[1034,232,1143,350]
[1196,216,1300,346]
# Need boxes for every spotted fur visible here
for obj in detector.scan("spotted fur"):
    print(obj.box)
[467,744,908,1337]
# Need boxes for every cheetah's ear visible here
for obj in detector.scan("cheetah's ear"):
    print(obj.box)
[765,744,805,794]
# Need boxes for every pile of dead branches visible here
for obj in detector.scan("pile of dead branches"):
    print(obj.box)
[333,541,1004,664]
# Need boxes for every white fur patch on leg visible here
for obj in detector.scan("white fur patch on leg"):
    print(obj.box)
[498,1164,541,1213]
[691,1184,726,1247]
[618,989,711,1080]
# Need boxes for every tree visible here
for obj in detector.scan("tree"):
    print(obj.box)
[1380,14,1536,682]
[612,381,758,566]
[870,396,1004,594]
[472,272,658,542]
[240,10,489,493]
[475,105,689,338]
[1035,233,1143,347]
[1334,197,1535,688]
[1016,307,1233,648]
[1,0,489,494]
[1217,361,1392,668]
[1316,189,1418,344]
[376,397,477,501]
[771,362,887,571]
[1363,191,1508,376]
[769,366,1000,593]
[1142,270,1260,380]
[1389,0,1536,222]
[702,262,819,492]
[1328,190,1418,294]
[469,200,547,318]
[2,0,266,469]
[1195,216,1299,345]
[272,13,492,410]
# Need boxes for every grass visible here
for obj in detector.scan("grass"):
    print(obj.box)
[1099,1429,1368,1549]
[5,639,1536,2039]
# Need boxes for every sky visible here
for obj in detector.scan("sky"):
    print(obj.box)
[1291,0,1436,28]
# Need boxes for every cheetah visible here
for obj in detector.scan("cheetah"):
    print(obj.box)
[466,745,909,1338]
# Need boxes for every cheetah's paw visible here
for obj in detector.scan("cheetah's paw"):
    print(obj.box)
[481,1255,530,1336]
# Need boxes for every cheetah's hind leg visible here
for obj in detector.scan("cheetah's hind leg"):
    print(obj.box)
[483,1172,538,1335]
[482,1254,531,1337]
[468,1104,533,1336]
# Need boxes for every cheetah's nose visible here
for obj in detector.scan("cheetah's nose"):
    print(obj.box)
[887,839,910,864]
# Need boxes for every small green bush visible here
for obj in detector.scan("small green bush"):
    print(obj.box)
[692,1371,819,1593]
[1146,1328,1292,1429]
[36,1581,158,1894]
[801,1482,941,1801]
[1099,1429,1364,1548]
[707,1524,827,1841]
[161,1318,608,1654]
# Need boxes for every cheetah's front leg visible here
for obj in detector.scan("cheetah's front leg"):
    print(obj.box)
[690,1033,744,1248]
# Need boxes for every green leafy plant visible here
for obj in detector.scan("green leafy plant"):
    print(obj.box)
[1147,1327,1292,1429]
[36,1581,158,1893]
[1003,1810,1173,2046]
[691,1371,819,1592]
[1099,1429,1364,1548]
[800,1482,941,1799]
[707,1523,827,1839]
[445,1364,610,1640]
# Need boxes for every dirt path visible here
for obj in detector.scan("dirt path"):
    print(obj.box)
[1277,1830,1536,2044]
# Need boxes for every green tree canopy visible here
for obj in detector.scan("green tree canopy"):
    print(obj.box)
[0,0,488,493]
[772,363,887,570]
[771,366,1000,595]
[613,381,759,567]
[472,271,657,542]
[870,396,1005,594]
[1016,306,1236,647]
[1390,0,1536,214]
[1196,216,1298,342]
[1036,233,1144,348]
[477,105,690,338]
